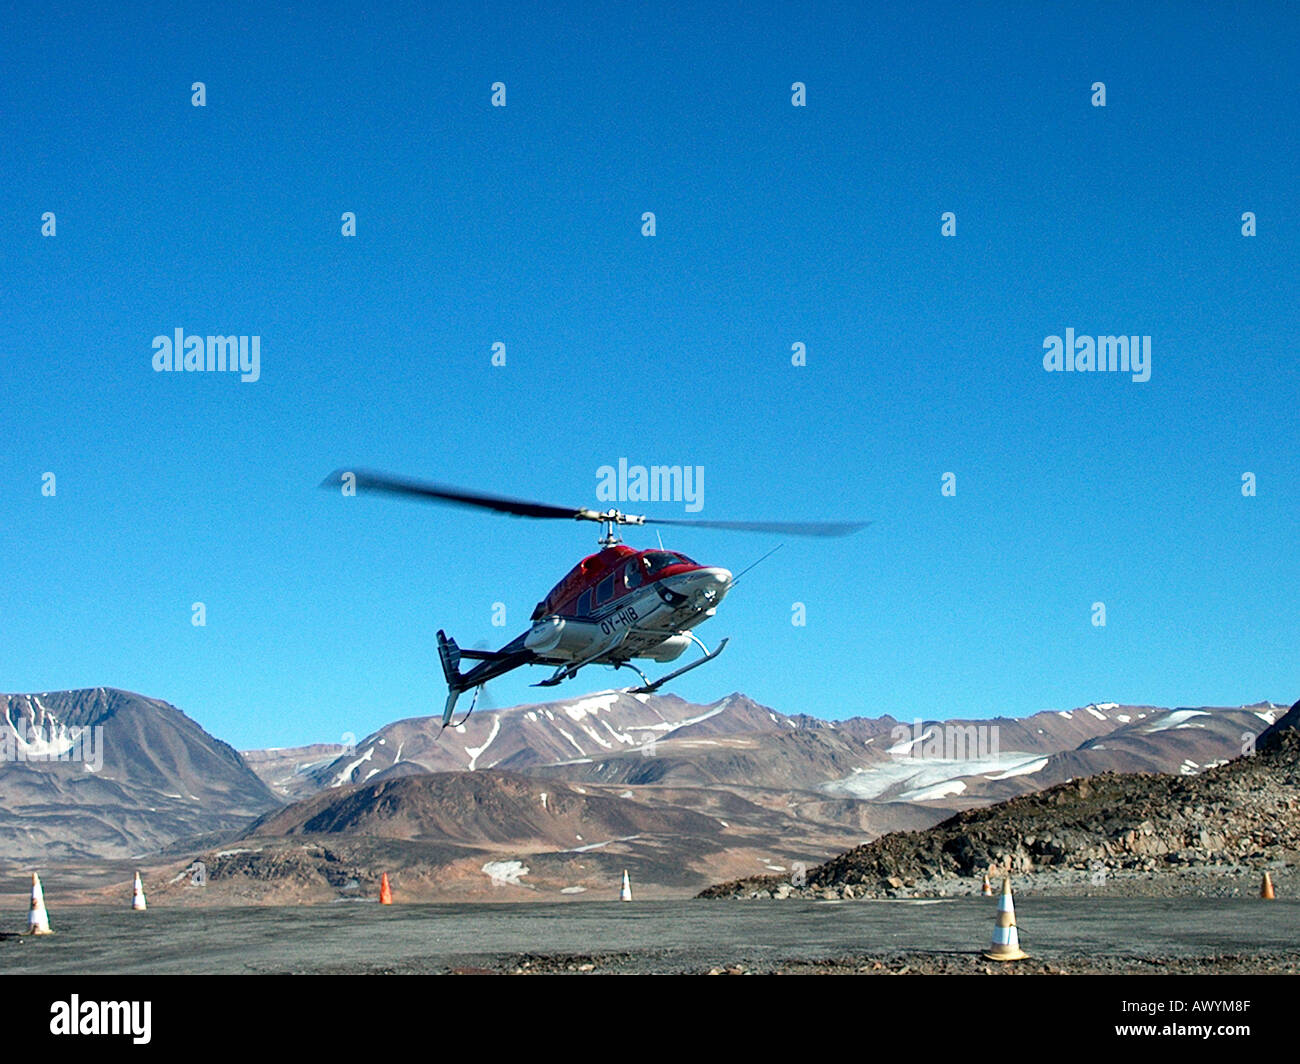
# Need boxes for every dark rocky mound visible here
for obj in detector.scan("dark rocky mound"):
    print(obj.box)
[1259,699,1300,750]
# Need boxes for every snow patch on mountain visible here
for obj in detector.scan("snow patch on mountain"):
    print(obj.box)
[332,747,374,787]
[482,860,529,886]
[822,751,1048,802]
[465,716,501,771]
[900,779,967,801]
[1145,710,1209,733]
[563,692,621,721]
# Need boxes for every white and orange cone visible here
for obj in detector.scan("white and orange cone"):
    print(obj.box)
[1261,872,1275,900]
[132,871,147,911]
[981,873,993,896]
[983,876,1027,961]
[379,872,393,905]
[619,870,632,902]
[28,873,52,935]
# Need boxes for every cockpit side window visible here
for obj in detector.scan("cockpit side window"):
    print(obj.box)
[642,551,695,577]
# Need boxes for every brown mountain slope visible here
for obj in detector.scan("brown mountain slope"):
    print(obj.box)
[243,770,721,849]
[153,769,823,903]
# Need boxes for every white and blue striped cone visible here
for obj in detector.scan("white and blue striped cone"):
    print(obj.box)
[28,873,52,935]
[983,876,1028,961]
[132,871,147,911]
[620,870,632,902]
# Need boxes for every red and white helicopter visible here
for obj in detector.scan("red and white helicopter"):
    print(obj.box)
[322,469,868,727]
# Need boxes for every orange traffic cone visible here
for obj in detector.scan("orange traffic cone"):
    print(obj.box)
[132,871,147,911]
[619,870,632,902]
[379,872,393,905]
[983,876,1028,961]
[28,873,52,935]
[1261,872,1275,899]
[981,873,993,896]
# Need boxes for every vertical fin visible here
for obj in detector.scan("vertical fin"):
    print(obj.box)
[437,630,463,727]
[442,689,460,728]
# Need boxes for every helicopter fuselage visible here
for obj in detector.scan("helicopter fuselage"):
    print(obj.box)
[437,545,732,719]
[526,545,731,659]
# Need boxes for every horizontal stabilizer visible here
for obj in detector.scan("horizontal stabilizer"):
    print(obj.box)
[458,647,514,662]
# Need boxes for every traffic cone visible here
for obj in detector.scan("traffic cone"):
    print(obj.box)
[132,871,147,911]
[379,872,392,905]
[983,876,1027,961]
[981,873,993,896]
[27,873,52,935]
[1261,872,1275,899]
[619,870,632,902]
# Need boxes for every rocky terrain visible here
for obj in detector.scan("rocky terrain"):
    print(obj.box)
[700,698,1300,901]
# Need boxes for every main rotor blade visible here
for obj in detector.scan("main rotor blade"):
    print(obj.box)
[320,469,579,520]
[321,469,872,536]
[643,517,872,537]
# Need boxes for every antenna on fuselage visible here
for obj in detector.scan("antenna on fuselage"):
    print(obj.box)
[729,543,784,588]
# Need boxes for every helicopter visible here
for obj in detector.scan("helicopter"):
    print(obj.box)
[321,469,869,727]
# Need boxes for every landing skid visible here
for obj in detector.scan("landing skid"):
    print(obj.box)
[618,632,729,695]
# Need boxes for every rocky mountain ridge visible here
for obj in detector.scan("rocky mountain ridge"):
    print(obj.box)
[700,698,1300,900]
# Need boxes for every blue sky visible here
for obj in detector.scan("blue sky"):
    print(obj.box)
[3,1,1297,749]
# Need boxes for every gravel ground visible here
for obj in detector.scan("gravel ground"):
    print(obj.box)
[471,948,1300,975]
[8,896,1297,975]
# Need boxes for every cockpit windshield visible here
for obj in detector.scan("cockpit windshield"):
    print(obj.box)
[642,551,695,577]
